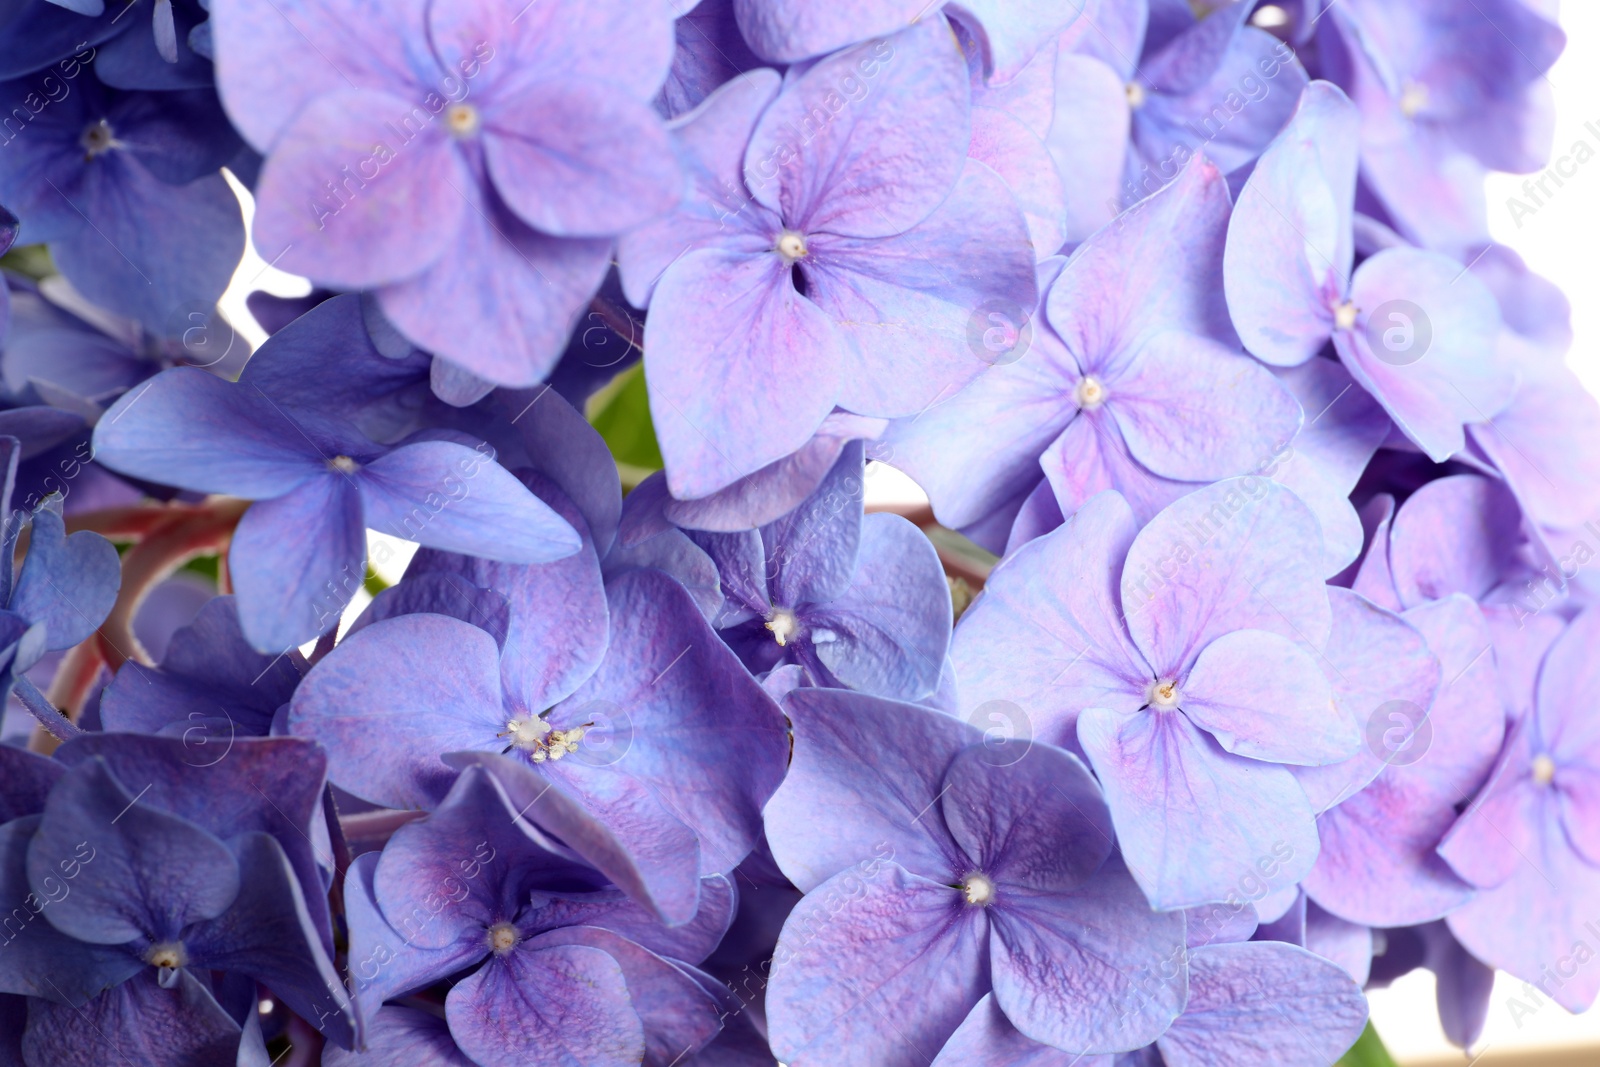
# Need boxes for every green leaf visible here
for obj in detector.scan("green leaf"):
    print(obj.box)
[1338,1023,1399,1067]
[0,243,55,281]
[586,363,663,473]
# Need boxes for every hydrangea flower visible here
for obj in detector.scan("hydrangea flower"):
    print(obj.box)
[0,76,244,333]
[953,478,1359,908]
[686,441,952,702]
[618,20,1037,499]
[1439,607,1600,1013]
[886,156,1300,542]
[764,687,1187,1064]
[1225,81,1514,462]
[215,0,681,387]
[93,294,581,651]
[341,764,732,1066]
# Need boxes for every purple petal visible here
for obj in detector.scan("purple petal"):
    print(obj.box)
[989,854,1187,1052]
[767,861,986,1067]
[358,440,581,563]
[951,491,1149,748]
[11,505,119,650]
[1387,473,1523,607]
[1122,477,1331,678]
[344,853,486,1018]
[445,941,645,1067]
[1043,52,1129,241]
[22,969,242,1067]
[931,994,1096,1066]
[969,104,1068,257]
[230,473,366,652]
[762,441,865,606]
[1078,706,1319,909]
[1157,941,1368,1067]
[324,1006,475,1067]
[1181,629,1355,765]
[252,88,468,288]
[766,687,975,891]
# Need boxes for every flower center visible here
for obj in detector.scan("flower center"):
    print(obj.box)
[327,455,360,474]
[486,921,520,956]
[1333,301,1359,331]
[1399,80,1429,119]
[80,118,117,157]
[144,941,188,970]
[1125,82,1147,109]
[501,716,587,763]
[765,607,800,647]
[961,872,996,906]
[1073,376,1108,411]
[776,230,808,262]
[446,103,480,138]
[1147,679,1181,711]
[1532,754,1557,787]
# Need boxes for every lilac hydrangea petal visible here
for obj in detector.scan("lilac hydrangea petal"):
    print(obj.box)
[1078,706,1319,909]
[767,861,986,1067]
[534,926,722,1064]
[1350,494,1403,610]
[1111,331,1303,482]
[527,875,736,965]
[1538,608,1600,786]
[645,245,843,500]
[22,969,243,1067]
[940,742,1112,892]
[1387,474,1522,607]
[1339,248,1510,462]
[989,854,1187,1052]
[0,745,62,820]
[0,818,141,1004]
[344,853,487,1016]
[1043,51,1129,241]
[28,757,239,945]
[1038,407,1189,525]
[358,441,580,563]
[10,505,119,650]
[209,0,439,151]
[355,572,512,650]
[184,832,355,1048]
[801,159,1036,419]
[762,441,865,607]
[93,368,325,498]
[952,490,1149,746]
[748,19,969,238]
[290,613,505,809]
[955,0,1085,85]
[732,0,922,70]
[1437,712,1541,891]
[1181,629,1354,765]
[1472,359,1600,531]
[657,0,766,119]
[766,688,973,891]
[445,941,646,1067]
[496,387,623,557]
[808,512,952,701]
[251,88,467,288]
[618,69,783,309]
[1156,941,1368,1067]
[230,473,366,652]
[1122,477,1331,677]
[376,190,613,388]
[324,1006,475,1067]
[482,79,680,238]
[1304,901,1371,984]
[1223,81,1358,364]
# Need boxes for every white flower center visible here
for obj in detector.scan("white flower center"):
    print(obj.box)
[1532,754,1557,787]
[961,872,996,906]
[1399,80,1429,119]
[327,455,360,474]
[446,103,480,138]
[145,941,188,970]
[1147,679,1181,711]
[1125,82,1147,109]
[486,921,520,956]
[1333,301,1359,331]
[765,607,800,647]
[80,119,118,157]
[776,230,808,262]
[501,716,586,763]
[1073,376,1108,411]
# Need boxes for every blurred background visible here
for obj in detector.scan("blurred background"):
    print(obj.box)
[213,2,1600,1064]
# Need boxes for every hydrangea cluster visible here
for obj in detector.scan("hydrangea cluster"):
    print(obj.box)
[0,0,1592,1064]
